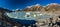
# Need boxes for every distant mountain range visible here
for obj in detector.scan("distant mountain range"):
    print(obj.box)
[21,3,60,13]
[0,3,60,13]
[0,7,12,13]
[45,3,60,12]
[23,4,44,12]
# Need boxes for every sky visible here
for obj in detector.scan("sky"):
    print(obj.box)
[0,0,60,10]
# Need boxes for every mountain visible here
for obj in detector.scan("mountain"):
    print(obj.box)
[16,3,60,12]
[23,4,45,12]
[44,3,60,16]
[0,7,12,13]
[45,3,60,12]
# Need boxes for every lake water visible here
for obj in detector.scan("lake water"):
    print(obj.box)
[6,12,52,20]
[4,12,53,25]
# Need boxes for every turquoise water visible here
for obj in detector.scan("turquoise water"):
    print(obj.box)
[6,12,53,20]
[5,12,53,25]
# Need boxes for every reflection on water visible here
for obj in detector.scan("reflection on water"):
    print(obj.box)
[5,12,53,20]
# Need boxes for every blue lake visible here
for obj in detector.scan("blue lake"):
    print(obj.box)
[5,12,53,25]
